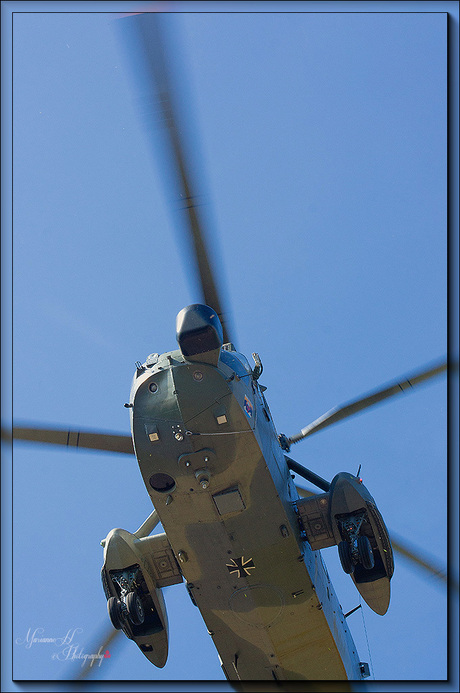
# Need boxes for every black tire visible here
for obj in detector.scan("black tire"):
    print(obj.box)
[126,591,144,625]
[338,540,354,574]
[357,535,375,570]
[107,596,123,630]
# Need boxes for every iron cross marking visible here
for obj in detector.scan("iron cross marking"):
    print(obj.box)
[226,556,255,578]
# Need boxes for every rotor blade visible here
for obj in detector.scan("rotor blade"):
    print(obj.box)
[288,359,447,446]
[295,485,453,588]
[4,425,134,455]
[121,12,232,344]
[73,627,121,680]
[389,533,452,587]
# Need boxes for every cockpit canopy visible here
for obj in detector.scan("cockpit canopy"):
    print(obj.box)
[220,347,252,377]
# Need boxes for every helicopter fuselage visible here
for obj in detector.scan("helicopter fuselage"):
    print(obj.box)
[129,345,364,680]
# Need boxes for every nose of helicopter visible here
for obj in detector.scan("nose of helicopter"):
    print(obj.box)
[176,304,223,366]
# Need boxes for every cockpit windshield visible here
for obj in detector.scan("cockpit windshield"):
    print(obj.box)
[220,349,252,377]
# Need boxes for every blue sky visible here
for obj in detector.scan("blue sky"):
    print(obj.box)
[2,1,458,691]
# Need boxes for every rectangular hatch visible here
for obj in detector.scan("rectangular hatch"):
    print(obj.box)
[213,487,245,515]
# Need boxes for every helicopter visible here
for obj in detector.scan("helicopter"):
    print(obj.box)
[6,7,454,686]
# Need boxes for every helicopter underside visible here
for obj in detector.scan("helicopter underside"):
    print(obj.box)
[127,351,363,680]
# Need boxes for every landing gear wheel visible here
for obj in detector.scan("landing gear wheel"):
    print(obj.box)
[126,591,144,625]
[357,535,375,569]
[107,597,123,630]
[338,540,354,574]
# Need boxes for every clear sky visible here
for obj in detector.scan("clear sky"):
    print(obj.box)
[2,1,458,691]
